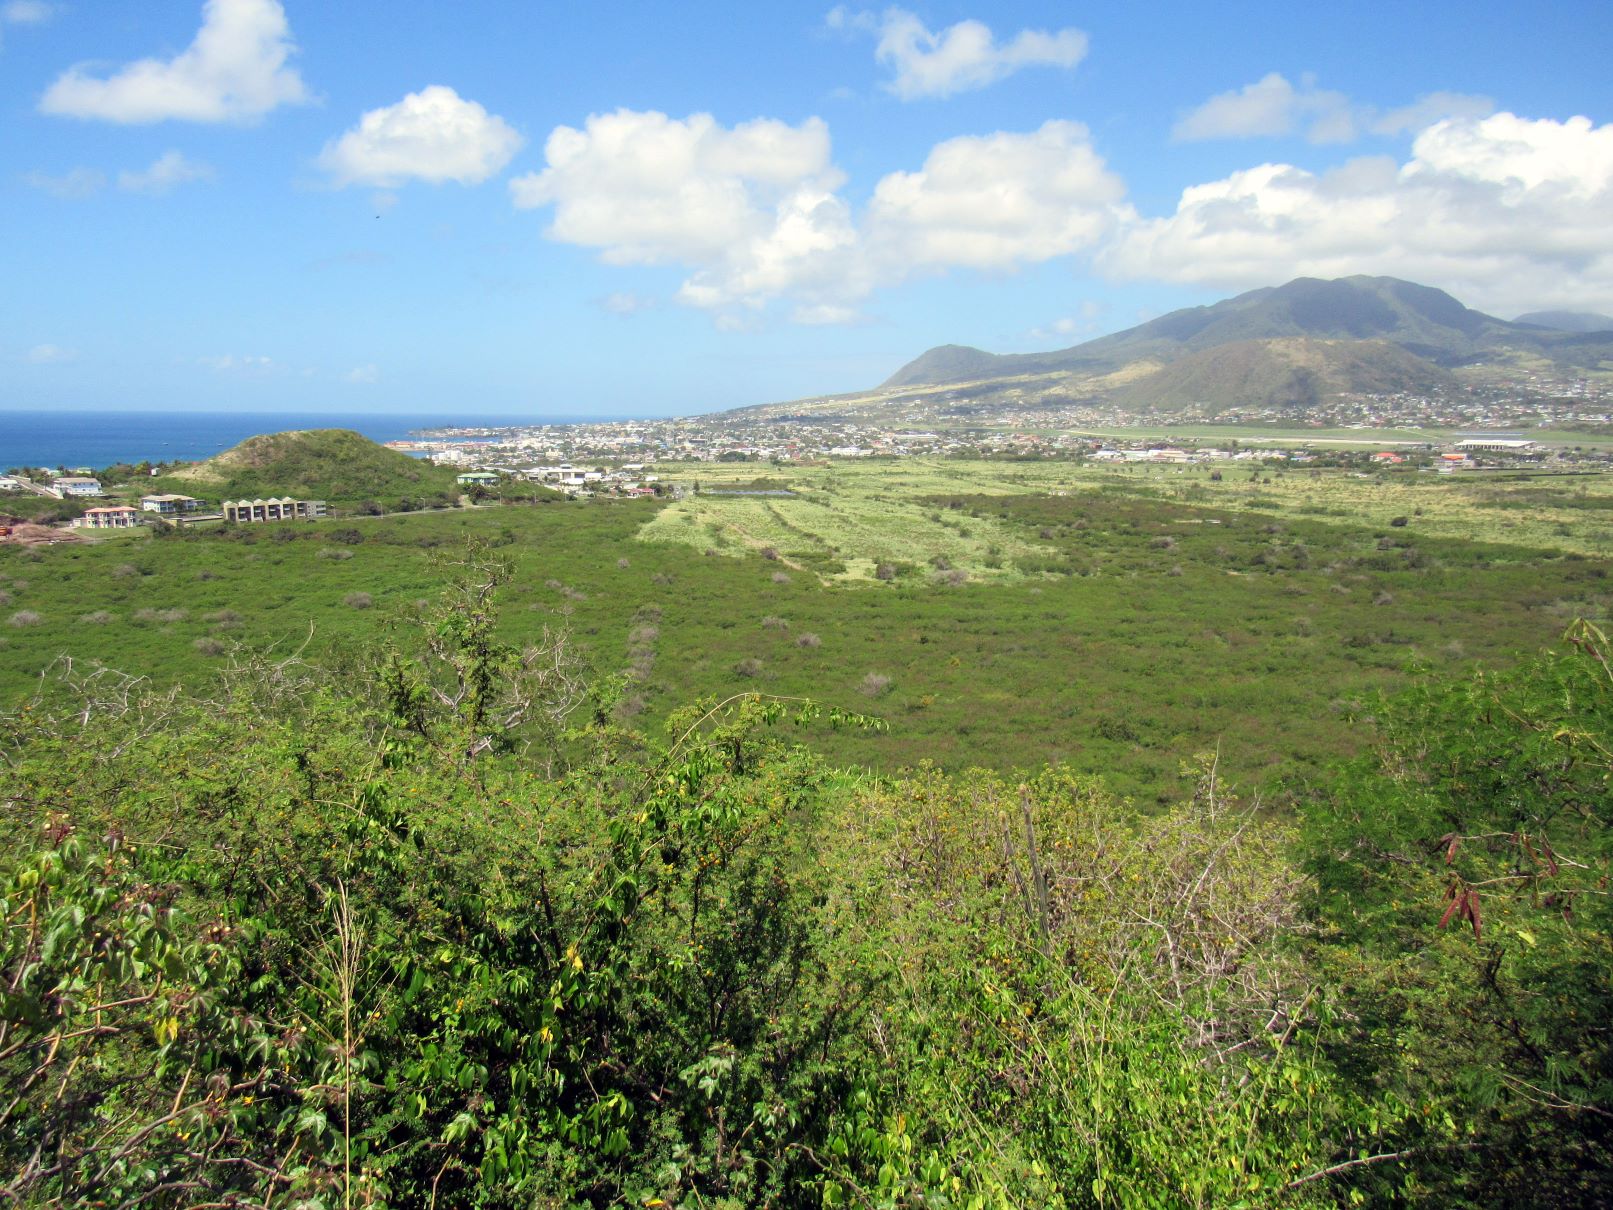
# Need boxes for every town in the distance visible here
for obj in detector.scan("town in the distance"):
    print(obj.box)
[6,275,1612,540]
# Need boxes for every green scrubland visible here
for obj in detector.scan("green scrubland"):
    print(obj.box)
[1,462,1610,1206]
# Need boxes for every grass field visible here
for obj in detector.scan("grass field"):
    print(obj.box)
[663,458,1613,565]
[998,423,1613,448]
[3,461,1608,803]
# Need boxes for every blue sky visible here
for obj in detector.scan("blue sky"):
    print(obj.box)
[4,0,1611,417]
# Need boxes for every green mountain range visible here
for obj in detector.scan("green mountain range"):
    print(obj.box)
[881,276,1613,411]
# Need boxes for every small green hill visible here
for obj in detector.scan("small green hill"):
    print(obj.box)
[151,429,463,511]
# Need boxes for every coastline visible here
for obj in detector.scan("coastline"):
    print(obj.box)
[0,410,602,470]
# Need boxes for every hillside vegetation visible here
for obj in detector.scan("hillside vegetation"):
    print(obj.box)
[150,429,462,510]
[2,543,1608,1207]
[1108,338,1455,413]
[2,461,1610,805]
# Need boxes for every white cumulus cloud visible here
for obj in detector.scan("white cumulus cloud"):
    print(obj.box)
[1173,73,1354,143]
[512,109,858,315]
[40,0,308,124]
[26,343,76,364]
[512,109,1132,323]
[343,363,379,384]
[319,86,523,188]
[118,150,214,195]
[1105,112,1613,313]
[832,7,1087,100]
[513,109,842,264]
[866,120,1128,272]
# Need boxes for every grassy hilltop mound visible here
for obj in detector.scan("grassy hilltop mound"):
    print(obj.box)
[153,428,462,510]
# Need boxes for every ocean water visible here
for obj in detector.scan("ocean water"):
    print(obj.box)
[0,411,597,471]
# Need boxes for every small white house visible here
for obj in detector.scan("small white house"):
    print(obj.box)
[140,493,201,514]
[54,477,103,497]
[73,506,141,529]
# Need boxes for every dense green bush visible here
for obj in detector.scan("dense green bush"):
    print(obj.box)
[1306,619,1613,1205]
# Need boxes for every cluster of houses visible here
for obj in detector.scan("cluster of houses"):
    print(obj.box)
[70,493,329,529]
[456,465,659,497]
[72,493,205,529]
[220,497,327,523]
[1088,446,1306,464]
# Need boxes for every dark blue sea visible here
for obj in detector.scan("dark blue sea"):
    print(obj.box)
[0,411,604,471]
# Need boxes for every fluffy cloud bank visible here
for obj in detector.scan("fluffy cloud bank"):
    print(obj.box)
[511,109,858,313]
[514,107,1613,323]
[40,0,307,124]
[320,86,523,187]
[511,110,1125,319]
[829,6,1087,99]
[865,121,1127,271]
[1107,112,1613,313]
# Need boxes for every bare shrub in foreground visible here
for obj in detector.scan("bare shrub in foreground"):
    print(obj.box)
[859,672,892,697]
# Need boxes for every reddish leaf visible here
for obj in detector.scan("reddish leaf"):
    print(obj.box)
[1468,890,1482,942]
[1439,889,1462,930]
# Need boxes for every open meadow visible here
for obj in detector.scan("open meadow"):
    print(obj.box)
[3,459,1607,803]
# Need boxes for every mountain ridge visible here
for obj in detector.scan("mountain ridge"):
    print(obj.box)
[882,277,1613,409]
[1514,310,1613,333]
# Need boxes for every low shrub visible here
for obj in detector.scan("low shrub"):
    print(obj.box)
[859,672,892,697]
